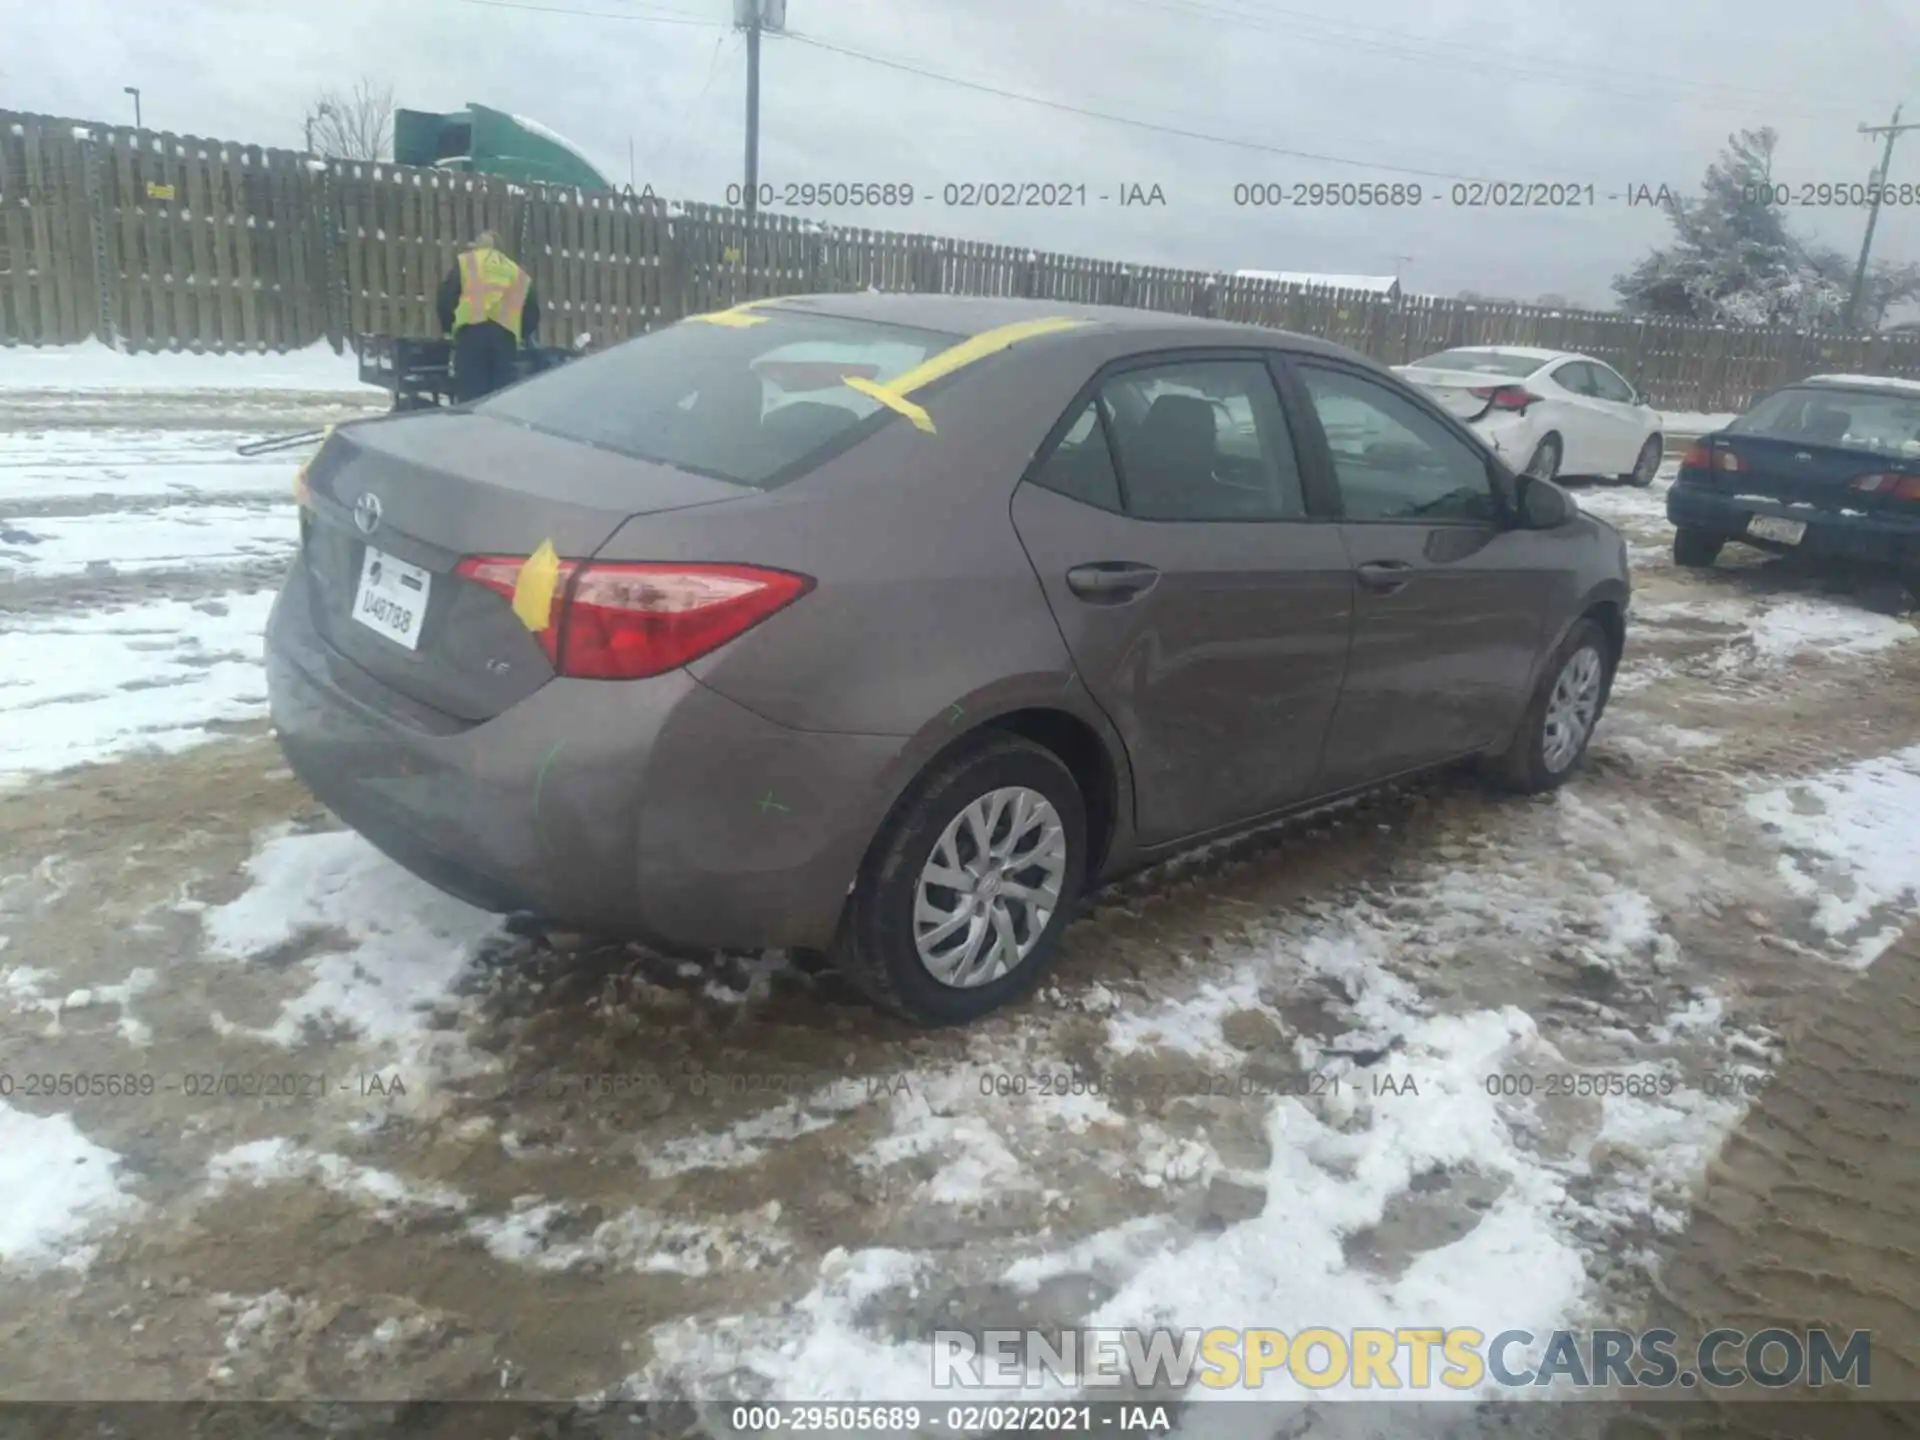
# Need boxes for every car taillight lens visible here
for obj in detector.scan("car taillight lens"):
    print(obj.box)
[1850,472,1920,501]
[454,557,813,679]
[1469,385,1540,412]
[1679,440,1712,470]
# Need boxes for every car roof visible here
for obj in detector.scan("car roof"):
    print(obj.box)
[749,291,1361,360]
[1422,344,1573,363]
[1800,373,1920,397]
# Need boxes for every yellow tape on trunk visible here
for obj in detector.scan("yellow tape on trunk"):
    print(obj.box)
[842,316,1090,436]
[512,539,562,633]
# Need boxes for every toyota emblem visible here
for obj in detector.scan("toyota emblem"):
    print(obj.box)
[353,492,383,535]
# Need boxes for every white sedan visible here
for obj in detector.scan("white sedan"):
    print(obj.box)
[1393,346,1665,486]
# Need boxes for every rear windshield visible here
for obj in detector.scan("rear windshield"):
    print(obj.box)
[476,310,960,487]
[1407,349,1540,379]
[1730,386,1920,455]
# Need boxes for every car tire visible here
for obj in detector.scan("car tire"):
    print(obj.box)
[1673,527,1724,568]
[1523,435,1562,483]
[1486,618,1613,795]
[1622,435,1662,487]
[831,732,1088,1027]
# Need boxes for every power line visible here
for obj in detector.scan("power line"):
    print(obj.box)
[781,30,1500,183]
[443,0,727,23]
[1098,0,1864,121]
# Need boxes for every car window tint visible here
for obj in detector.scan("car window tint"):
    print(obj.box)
[475,312,957,488]
[1027,398,1123,510]
[1298,365,1500,524]
[1553,361,1597,397]
[1588,364,1635,403]
[1100,360,1306,520]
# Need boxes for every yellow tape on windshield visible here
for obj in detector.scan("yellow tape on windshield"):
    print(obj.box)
[685,299,772,328]
[843,376,935,433]
[512,539,561,632]
[842,316,1090,435]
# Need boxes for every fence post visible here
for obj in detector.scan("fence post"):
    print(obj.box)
[79,136,120,351]
[315,164,344,354]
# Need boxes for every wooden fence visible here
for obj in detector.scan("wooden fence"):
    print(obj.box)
[7,108,1920,412]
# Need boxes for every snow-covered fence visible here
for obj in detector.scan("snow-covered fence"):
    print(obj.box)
[9,108,1920,410]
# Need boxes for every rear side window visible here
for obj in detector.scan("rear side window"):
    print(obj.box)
[1101,359,1307,520]
[1732,387,1920,454]
[476,311,959,487]
[1553,362,1599,397]
[1028,399,1123,510]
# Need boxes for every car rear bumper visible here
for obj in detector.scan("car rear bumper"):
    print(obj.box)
[1468,411,1549,467]
[265,571,904,950]
[1667,482,1920,569]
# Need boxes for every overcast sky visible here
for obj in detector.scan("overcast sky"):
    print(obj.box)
[4,0,1919,306]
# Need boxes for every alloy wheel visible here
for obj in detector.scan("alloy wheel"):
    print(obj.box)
[1541,645,1604,773]
[913,786,1068,988]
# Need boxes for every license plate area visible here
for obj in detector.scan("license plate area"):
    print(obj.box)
[351,545,431,650]
[1746,514,1806,545]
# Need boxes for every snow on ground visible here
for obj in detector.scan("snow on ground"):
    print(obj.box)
[0,503,296,579]
[0,1103,143,1274]
[0,341,371,393]
[630,789,1767,1404]
[199,830,500,1073]
[1747,742,1920,966]
[0,592,275,780]
[1658,411,1739,436]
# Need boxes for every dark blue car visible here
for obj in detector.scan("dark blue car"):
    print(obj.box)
[1667,374,1920,610]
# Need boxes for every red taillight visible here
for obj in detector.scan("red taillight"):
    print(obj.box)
[1469,385,1540,412]
[1850,472,1920,501]
[455,556,812,679]
[1679,440,1712,470]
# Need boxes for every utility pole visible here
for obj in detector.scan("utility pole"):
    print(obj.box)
[1846,105,1920,330]
[123,86,141,130]
[734,0,784,218]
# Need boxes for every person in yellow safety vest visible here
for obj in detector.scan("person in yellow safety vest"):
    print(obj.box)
[434,231,542,404]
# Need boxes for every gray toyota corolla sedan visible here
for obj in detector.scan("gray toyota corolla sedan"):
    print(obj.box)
[266,294,1630,1025]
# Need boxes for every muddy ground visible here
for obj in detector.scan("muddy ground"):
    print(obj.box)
[2,394,1918,1435]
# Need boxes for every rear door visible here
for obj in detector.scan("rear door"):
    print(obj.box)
[1283,359,1551,786]
[1547,361,1612,473]
[1009,351,1353,847]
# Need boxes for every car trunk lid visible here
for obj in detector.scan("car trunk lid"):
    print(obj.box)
[1702,432,1920,515]
[1393,365,1519,421]
[299,410,749,722]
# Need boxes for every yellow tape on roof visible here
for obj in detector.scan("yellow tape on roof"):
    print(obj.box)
[843,316,1090,435]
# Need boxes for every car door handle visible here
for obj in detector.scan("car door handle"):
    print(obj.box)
[1065,562,1160,602]
[1355,560,1415,594]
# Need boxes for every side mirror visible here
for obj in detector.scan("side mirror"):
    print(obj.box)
[1519,476,1575,529]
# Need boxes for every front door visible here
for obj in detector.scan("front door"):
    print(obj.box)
[1285,360,1552,787]
[1010,354,1354,847]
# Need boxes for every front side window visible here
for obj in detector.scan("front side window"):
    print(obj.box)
[1588,364,1636,404]
[1297,365,1500,524]
[476,311,958,488]
[1098,359,1306,520]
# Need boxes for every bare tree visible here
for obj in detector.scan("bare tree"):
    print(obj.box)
[304,78,395,160]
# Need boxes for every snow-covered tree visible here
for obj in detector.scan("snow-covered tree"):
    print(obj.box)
[1613,127,1859,329]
